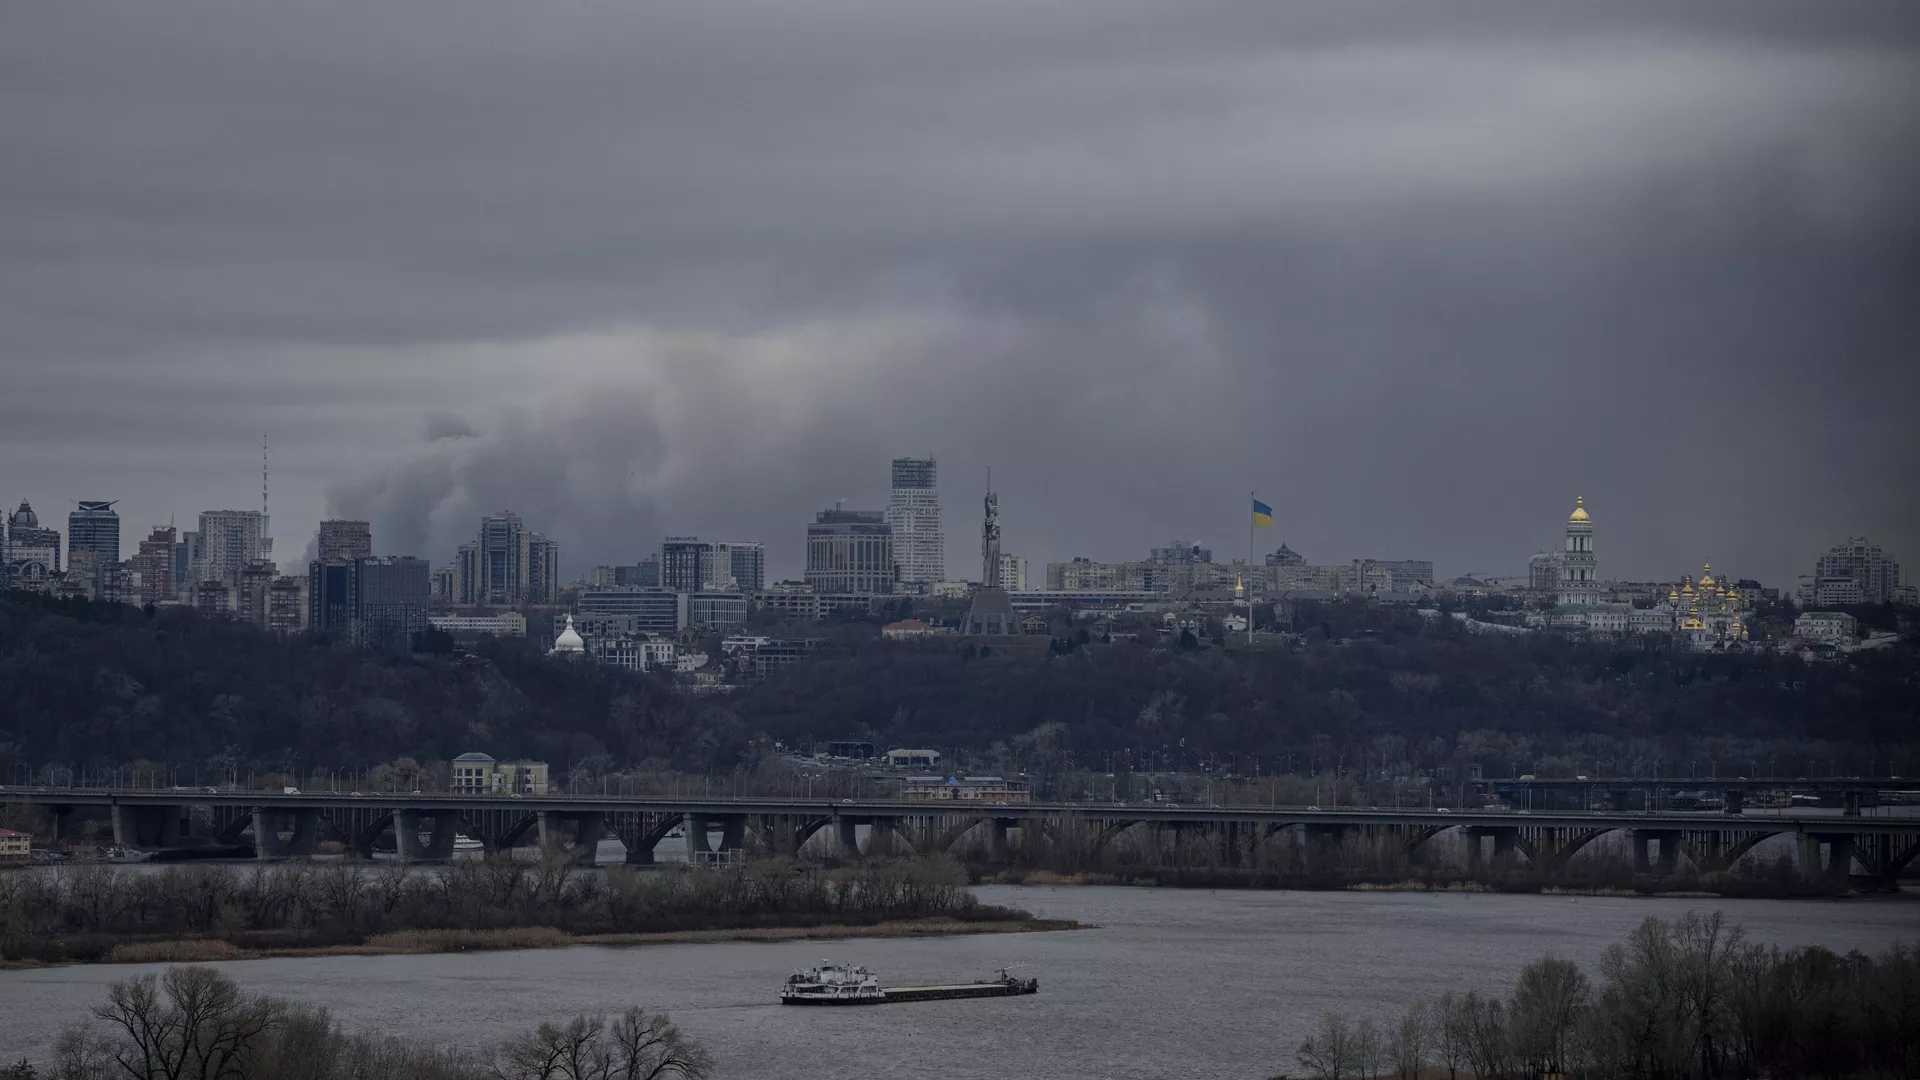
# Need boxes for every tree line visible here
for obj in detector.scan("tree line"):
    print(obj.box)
[7,964,710,1080]
[0,857,1010,964]
[1283,912,1919,1080]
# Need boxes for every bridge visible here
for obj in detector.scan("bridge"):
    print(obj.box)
[20,788,1920,884]
[1480,775,1918,816]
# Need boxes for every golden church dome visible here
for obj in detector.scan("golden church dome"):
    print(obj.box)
[1568,496,1590,524]
[1699,563,1714,588]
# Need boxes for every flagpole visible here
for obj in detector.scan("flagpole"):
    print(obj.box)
[1248,489,1256,646]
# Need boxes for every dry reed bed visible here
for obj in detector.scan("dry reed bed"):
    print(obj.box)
[93,917,1076,966]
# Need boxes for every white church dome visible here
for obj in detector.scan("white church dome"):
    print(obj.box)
[551,614,585,655]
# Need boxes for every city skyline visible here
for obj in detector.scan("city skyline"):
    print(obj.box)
[0,479,1911,593]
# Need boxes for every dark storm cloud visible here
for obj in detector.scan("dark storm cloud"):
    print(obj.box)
[3,1,1916,582]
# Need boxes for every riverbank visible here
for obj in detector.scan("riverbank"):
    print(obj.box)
[0,915,1081,970]
[971,865,1896,899]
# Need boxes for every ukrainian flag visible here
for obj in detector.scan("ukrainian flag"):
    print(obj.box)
[1252,499,1274,528]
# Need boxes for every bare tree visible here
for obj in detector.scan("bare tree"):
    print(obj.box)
[1672,910,1743,1079]
[1431,993,1471,1080]
[605,1008,710,1080]
[1387,1003,1431,1079]
[492,1009,710,1080]
[1351,1018,1381,1079]
[1295,1012,1353,1080]
[52,1026,117,1080]
[1507,954,1589,1075]
[90,967,283,1080]
[1460,992,1514,1080]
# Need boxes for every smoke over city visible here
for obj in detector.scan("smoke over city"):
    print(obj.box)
[5,1,1918,581]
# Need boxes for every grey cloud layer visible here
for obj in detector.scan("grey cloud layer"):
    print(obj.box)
[4,1,1916,582]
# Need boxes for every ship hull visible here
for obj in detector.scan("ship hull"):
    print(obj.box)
[782,983,1038,1005]
[882,983,1038,1003]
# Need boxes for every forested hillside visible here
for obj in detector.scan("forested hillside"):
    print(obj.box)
[737,607,1919,778]
[2,591,1914,782]
[0,593,746,777]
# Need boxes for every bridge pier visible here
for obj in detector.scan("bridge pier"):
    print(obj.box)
[837,819,862,859]
[719,815,746,853]
[249,808,322,860]
[1491,828,1518,870]
[111,804,191,849]
[1629,829,1680,874]
[394,810,458,861]
[1827,834,1855,881]
[538,810,606,865]
[1301,824,1345,875]
[988,818,1011,863]
[868,817,902,857]
[1216,821,1253,868]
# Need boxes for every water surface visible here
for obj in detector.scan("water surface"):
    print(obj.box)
[3,885,1912,1078]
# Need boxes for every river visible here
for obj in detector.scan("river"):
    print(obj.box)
[2,886,1913,1077]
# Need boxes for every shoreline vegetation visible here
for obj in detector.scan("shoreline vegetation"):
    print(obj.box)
[1274,913,1920,1080]
[2,916,1079,971]
[968,856,1899,899]
[0,857,1072,969]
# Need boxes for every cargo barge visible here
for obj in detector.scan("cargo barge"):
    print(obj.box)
[781,961,1038,1005]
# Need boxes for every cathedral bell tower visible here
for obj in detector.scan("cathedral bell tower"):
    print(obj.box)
[1559,496,1598,607]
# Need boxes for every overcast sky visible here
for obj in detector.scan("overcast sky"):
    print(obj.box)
[5,1,1917,585]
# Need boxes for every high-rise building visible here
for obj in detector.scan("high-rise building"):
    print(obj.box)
[660,538,763,591]
[453,542,477,603]
[1807,537,1901,606]
[308,556,430,649]
[728,542,766,592]
[195,510,270,585]
[173,532,199,590]
[309,561,359,640]
[996,553,1028,591]
[660,537,709,592]
[131,526,177,603]
[1558,496,1598,607]
[625,556,661,588]
[4,501,62,576]
[458,512,558,605]
[1150,541,1213,565]
[235,560,278,628]
[431,563,457,602]
[67,501,121,565]
[267,576,307,634]
[886,457,944,586]
[358,556,432,651]
[1529,552,1564,593]
[477,511,527,604]
[527,532,559,605]
[317,520,373,564]
[805,509,896,594]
